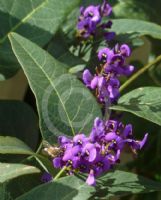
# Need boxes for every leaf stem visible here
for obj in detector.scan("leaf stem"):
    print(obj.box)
[54,166,66,180]
[120,55,161,92]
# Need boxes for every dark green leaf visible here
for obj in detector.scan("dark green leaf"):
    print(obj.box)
[16,175,94,200]
[110,87,161,126]
[113,1,155,21]
[95,170,161,199]
[0,100,39,151]
[9,32,101,142]
[0,0,80,79]
[0,136,33,155]
[47,31,85,69]
[0,184,12,200]
[0,163,40,183]
[111,19,161,40]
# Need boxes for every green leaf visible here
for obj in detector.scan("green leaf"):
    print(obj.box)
[0,163,40,183]
[0,184,12,200]
[0,136,34,155]
[111,19,161,40]
[16,175,94,200]
[47,31,85,69]
[113,1,156,21]
[110,87,161,126]
[15,171,161,200]
[0,100,39,151]
[0,0,80,79]
[95,170,161,199]
[9,32,101,142]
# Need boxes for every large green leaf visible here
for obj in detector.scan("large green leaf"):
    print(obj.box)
[110,87,161,126]
[0,100,39,151]
[113,1,156,21]
[0,136,33,155]
[0,163,40,183]
[16,175,94,200]
[9,32,101,142]
[0,0,80,79]
[111,19,161,40]
[95,170,161,199]
[16,170,161,200]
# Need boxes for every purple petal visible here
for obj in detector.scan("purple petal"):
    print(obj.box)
[122,65,135,76]
[82,69,93,87]
[123,124,132,138]
[58,136,71,145]
[41,172,52,183]
[104,32,115,41]
[101,1,112,16]
[86,170,96,186]
[89,148,97,162]
[105,132,117,141]
[97,47,111,61]
[91,76,98,89]
[72,145,81,155]
[53,157,62,168]
[120,44,131,57]
[63,149,73,161]
[73,134,86,144]
[84,5,101,23]
[98,76,106,88]
[139,133,148,149]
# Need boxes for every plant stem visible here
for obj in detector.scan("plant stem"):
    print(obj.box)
[120,55,161,92]
[54,166,66,180]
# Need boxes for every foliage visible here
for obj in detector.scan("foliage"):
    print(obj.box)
[0,0,161,199]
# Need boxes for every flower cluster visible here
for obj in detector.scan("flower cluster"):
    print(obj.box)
[77,0,115,40]
[43,0,148,187]
[83,44,134,103]
[53,118,148,186]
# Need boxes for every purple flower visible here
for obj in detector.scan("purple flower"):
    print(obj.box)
[51,118,148,186]
[101,0,112,17]
[82,143,97,162]
[97,47,114,63]
[83,5,101,23]
[86,169,96,186]
[120,44,131,57]
[73,134,89,145]
[53,157,62,168]
[77,2,113,39]
[104,31,116,41]
[126,133,148,151]
[41,172,52,183]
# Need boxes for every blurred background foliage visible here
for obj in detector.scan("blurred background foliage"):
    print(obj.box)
[0,0,161,199]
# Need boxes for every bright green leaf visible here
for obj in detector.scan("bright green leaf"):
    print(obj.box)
[110,87,161,126]
[111,19,161,40]
[0,163,40,183]
[0,136,34,155]
[9,32,101,142]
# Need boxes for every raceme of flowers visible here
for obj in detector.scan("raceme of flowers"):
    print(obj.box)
[53,118,148,186]
[77,0,115,41]
[83,44,134,103]
[43,0,148,186]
